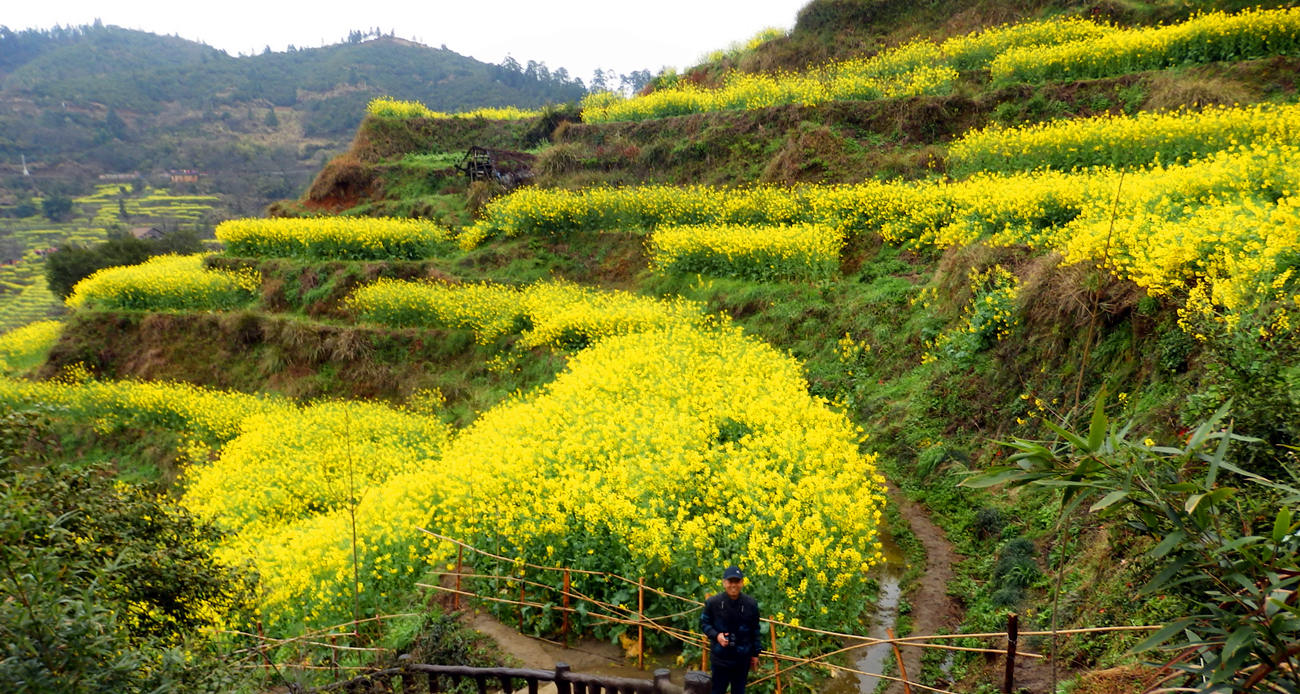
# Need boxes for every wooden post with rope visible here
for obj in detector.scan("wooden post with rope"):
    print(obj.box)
[638,577,646,670]
[887,628,911,694]
[1004,613,1019,694]
[771,623,782,694]
[454,546,464,611]
[562,569,572,646]
[518,580,526,632]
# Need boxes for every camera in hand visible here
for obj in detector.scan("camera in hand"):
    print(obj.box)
[723,633,734,647]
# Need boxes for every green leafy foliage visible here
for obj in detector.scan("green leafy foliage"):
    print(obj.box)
[966,402,1300,691]
[0,407,258,692]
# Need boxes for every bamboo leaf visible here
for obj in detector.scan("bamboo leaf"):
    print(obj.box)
[1043,419,1089,451]
[1187,402,1231,450]
[1090,489,1128,512]
[1087,393,1107,452]
[1128,617,1196,654]
[1223,626,1254,662]
[1139,554,1193,595]
[961,468,1029,489]
[1149,531,1186,559]
[1206,424,1232,487]
[1274,507,1294,543]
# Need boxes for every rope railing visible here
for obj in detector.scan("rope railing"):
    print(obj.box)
[232,531,1168,694]
[409,531,1175,694]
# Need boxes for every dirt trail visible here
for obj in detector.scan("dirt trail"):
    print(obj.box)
[468,611,679,682]
[884,486,964,694]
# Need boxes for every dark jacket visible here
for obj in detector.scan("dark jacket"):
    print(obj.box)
[700,592,760,663]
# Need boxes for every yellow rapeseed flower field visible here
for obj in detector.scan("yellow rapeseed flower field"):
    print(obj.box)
[0,320,62,373]
[472,143,1300,333]
[0,374,289,460]
[648,223,843,281]
[950,102,1300,174]
[189,319,887,638]
[991,7,1300,83]
[348,278,708,349]
[581,8,1299,124]
[216,217,453,260]
[66,254,260,312]
[367,96,541,121]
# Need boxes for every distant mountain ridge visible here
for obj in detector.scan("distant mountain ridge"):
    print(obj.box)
[0,22,586,206]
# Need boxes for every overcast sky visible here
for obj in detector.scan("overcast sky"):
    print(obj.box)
[7,1,811,84]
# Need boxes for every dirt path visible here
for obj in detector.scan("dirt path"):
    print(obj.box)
[468,611,679,681]
[885,485,964,694]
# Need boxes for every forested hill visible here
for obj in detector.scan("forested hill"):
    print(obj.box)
[0,23,588,201]
[0,24,586,119]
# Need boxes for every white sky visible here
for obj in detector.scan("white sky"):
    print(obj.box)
[7,1,811,84]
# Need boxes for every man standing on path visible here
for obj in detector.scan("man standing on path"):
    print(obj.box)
[700,566,760,694]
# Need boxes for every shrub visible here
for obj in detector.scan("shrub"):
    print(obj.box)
[0,425,257,692]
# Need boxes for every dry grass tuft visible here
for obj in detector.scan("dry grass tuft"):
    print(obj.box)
[535,143,585,178]
[760,124,852,184]
[1069,665,1165,694]
[466,180,506,219]
[1144,73,1257,111]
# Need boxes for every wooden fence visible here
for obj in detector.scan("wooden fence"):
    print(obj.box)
[309,660,711,694]
[246,530,1163,694]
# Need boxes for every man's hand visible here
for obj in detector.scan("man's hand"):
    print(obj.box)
[716,633,729,647]
[750,657,759,669]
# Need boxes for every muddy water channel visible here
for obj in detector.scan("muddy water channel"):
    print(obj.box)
[824,531,907,694]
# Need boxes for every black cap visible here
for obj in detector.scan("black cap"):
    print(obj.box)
[723,566,744,580]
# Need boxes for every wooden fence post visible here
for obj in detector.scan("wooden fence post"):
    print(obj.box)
[653,668,671,694]
[771,624,782,694]
[518,578,526,632]
[702,636,709,671]
[555,663,572,694]
[887,628,911,694]
[329,633,338,680]
[562,569,572,646]
[638,577,645,670]
[685,671,711,694]
[1004,613,1019,694]
[454,545,464,611]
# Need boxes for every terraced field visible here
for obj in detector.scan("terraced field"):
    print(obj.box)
[0,185,219,331]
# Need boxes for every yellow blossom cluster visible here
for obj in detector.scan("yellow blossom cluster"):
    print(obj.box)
[465,184,811,246]
[0,320,62,373]
[215,217,453,260]
[582,57,957,123]
[366,96,541,120]
[991,7,1300,83]
[188,318,887,636]
[949,102,1300,174]
[348,278,708,348]
[938,17,1114,71]
[581,16,1120,123]
[0,374,288,459]
[184,400,450,536]
[922,265,1021,365]
[473,143,1299,333]
[648,223,844,281]
[65,254,260,312]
